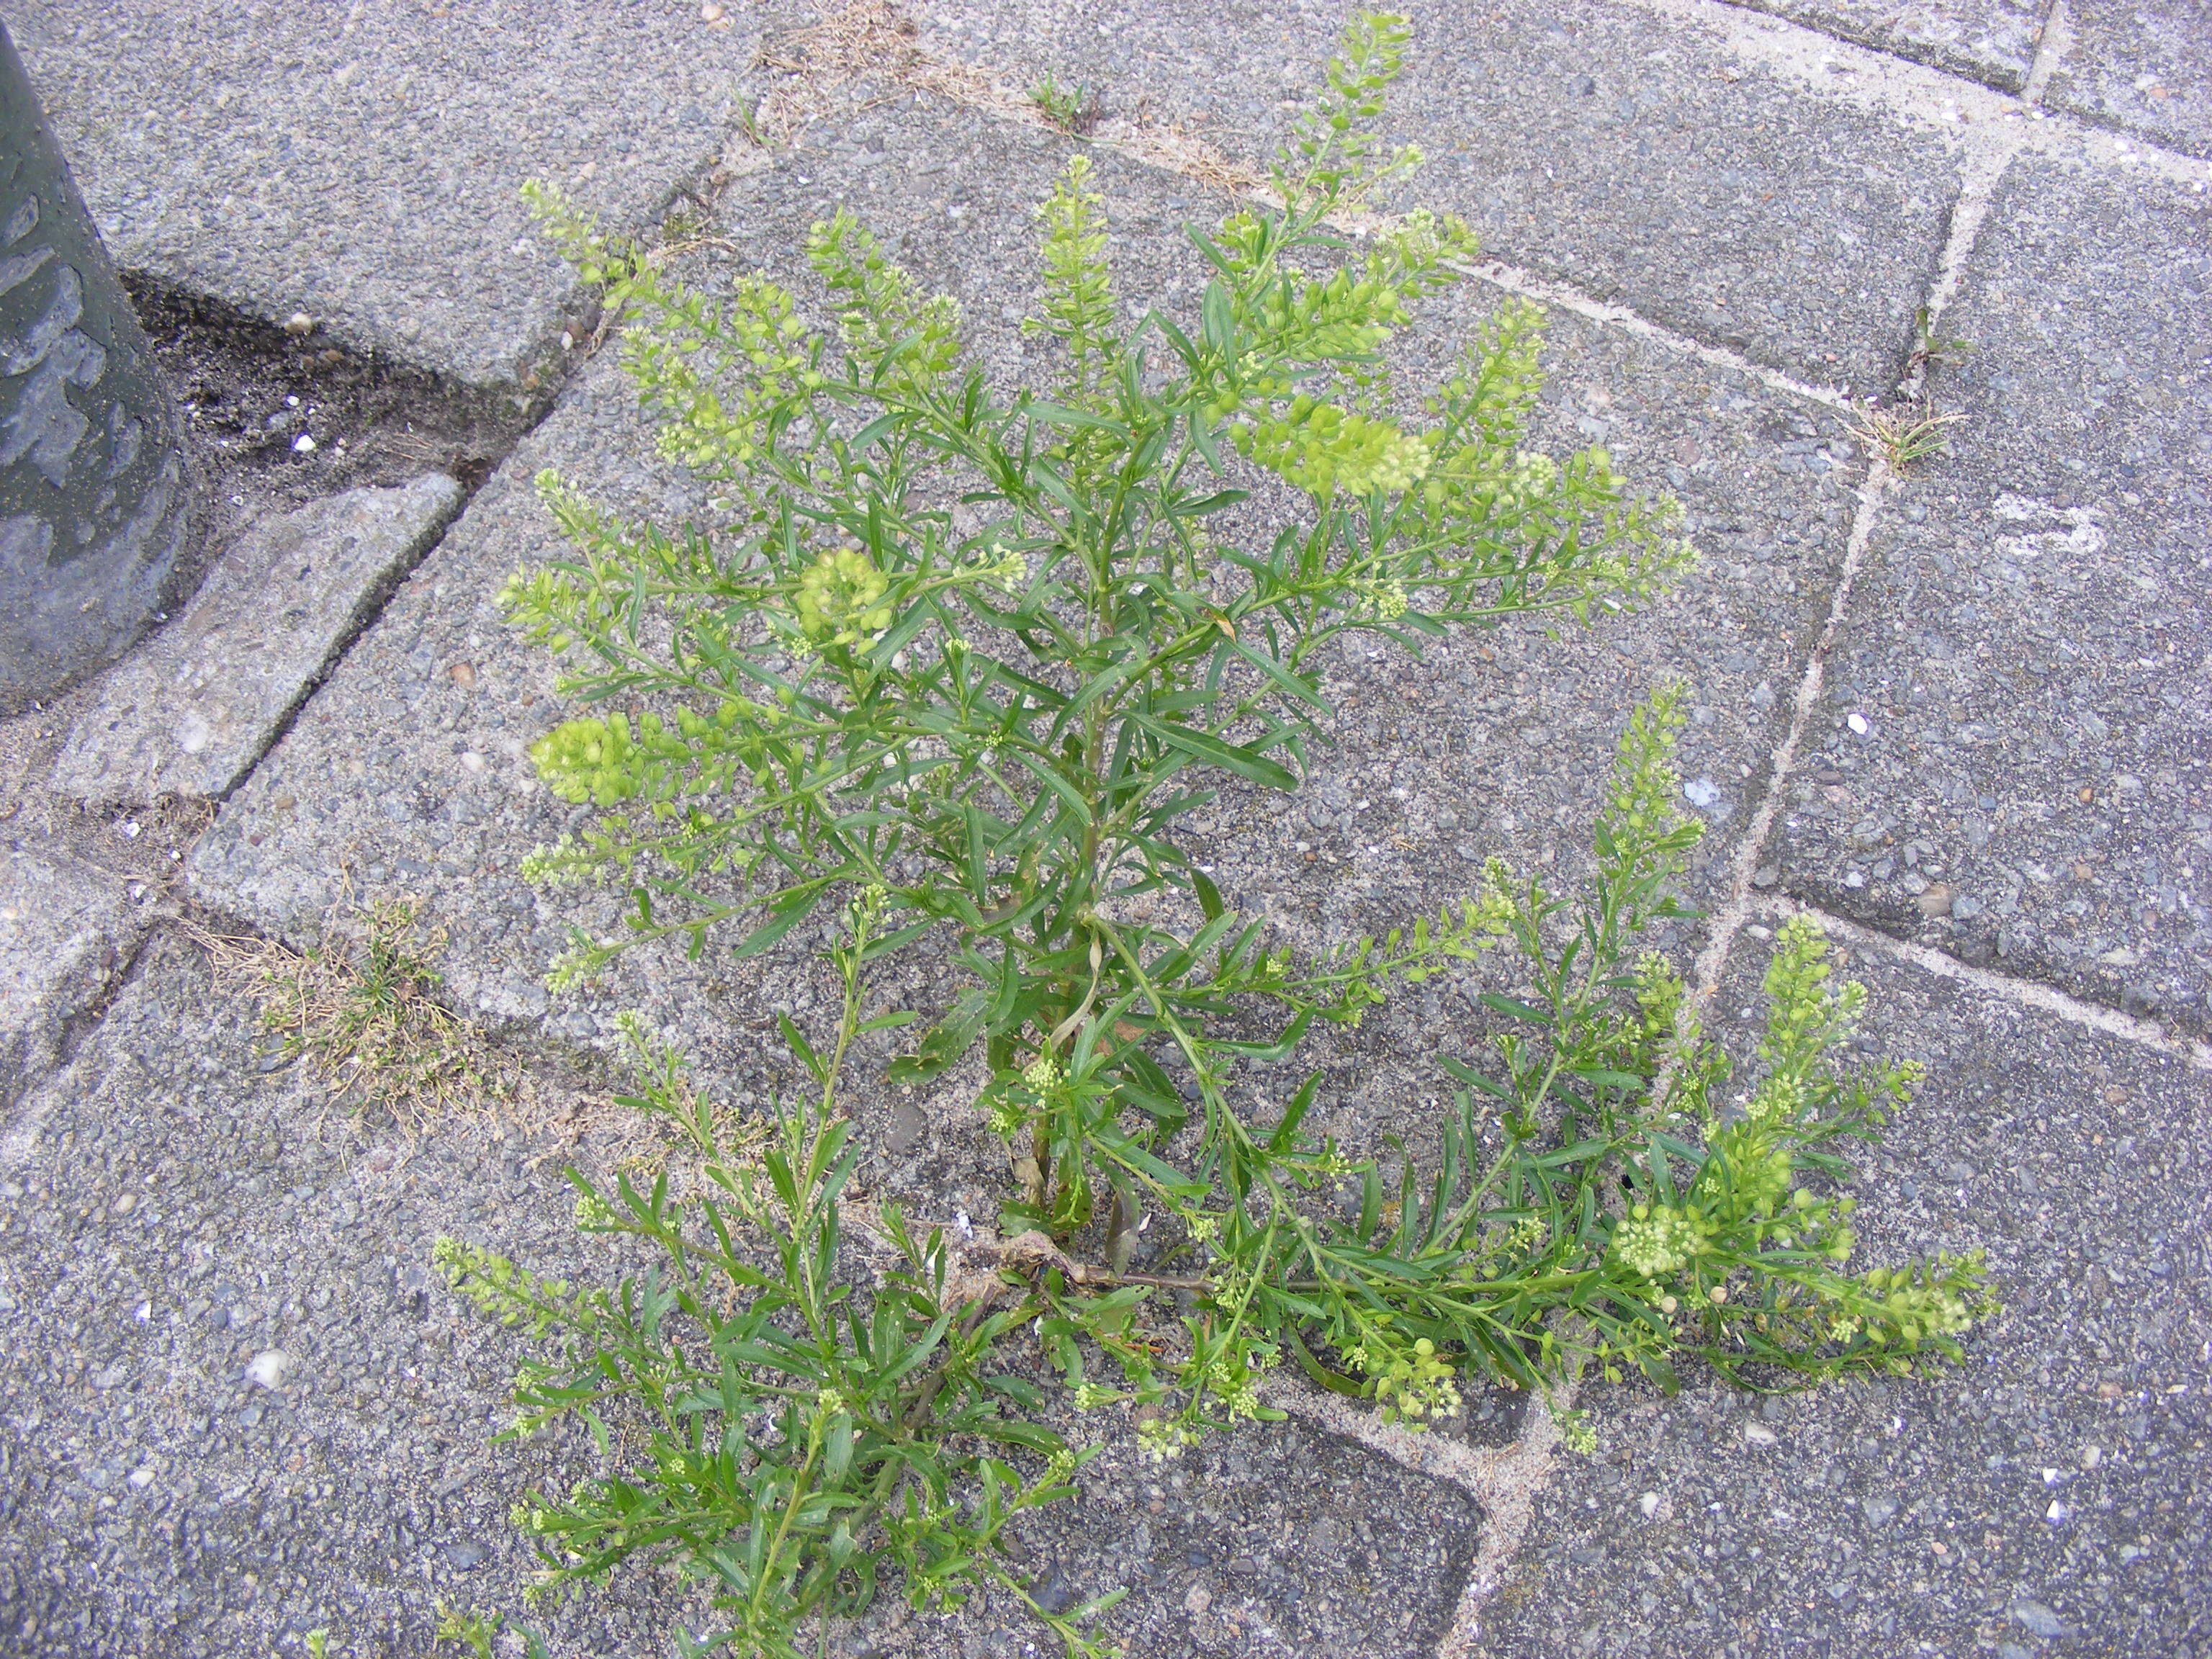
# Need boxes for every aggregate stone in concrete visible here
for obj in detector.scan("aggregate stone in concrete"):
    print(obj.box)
[917,0,1966,392]
[1480,923,2211,1658]
[2043,0,2212,161]
[0,846,138,1122]
[53,474,462,807]
[1775,155,2212,1033]
[1726,0,2046,90]
[884,1421,1479,1658]
[193,91,1864,1149]
[9,1,766,389]
[0,931,1480,1659]
[0,932,737,1658]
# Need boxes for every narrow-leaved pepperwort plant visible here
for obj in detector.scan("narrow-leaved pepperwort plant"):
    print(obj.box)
[444,14,1991,1655]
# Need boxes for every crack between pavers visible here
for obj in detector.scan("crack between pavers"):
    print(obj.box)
[0,917,158,1173]
[1686,451,1894,1012]
[1897,139,2020,401]
[1450,256,1852,410]
[1625,0,2210,187]
[1258,1372,1570,1658]
[2021,0,2073,109]
[199,487,471,814]
[1750,894,2212,1071]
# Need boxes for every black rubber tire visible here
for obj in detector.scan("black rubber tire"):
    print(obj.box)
[1,17,198,714]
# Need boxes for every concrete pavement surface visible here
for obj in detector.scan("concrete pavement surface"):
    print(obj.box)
[2,1,2206,1655]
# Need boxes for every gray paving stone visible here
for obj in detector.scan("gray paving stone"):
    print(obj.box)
[9,2,764,389]
[918,0,1966,393]
[2044,0,2212,161]
[1727,0,2045,91]
[53,475,461,806]
[0,930,1480,1659]
[1776,155,2212,1031]
[191,92,1861,1112]
[0,845,140,1125]
[0,932,724,1657]
[1479,922,2212,1658]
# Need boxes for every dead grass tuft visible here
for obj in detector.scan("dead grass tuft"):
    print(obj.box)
[191,897,509,1128]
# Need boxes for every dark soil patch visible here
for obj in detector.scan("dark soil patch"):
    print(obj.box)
[121,273,540,608]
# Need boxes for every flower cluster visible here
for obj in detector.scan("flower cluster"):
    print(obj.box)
[793,547,893,648]
[1360,1336,1462,1427]
[573,1194,621,1231]
[1234,395,1435,500]
[529,712,667,808]
[1609,1202,1711,1280]
[1136,1415,1201,1462]
[1860,1263,1979,1345]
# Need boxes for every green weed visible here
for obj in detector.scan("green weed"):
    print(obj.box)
[1848,396,1966,471]
[443,13,1993,1656]
[1028,73,1099,135]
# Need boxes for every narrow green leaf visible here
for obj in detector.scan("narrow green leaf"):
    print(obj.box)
[889,986,990,1084]
[1191,867,1224,922]
[731,894,822,960]
[1131,711,1300,791]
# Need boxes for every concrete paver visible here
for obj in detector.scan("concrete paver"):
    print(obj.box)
[1776,153,2212,1033]
[12,1,767,389]
[2044,0,2212,160]
[53,475,461,806]
[918,0,1968,392]
[0,847,139,1130]
[1478,917,2211,1658]
[1728,0,2046,90]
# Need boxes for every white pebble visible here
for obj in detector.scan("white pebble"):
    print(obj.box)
[1743,1423,1777,1447]
[292,433,317,454]
[128,1467,156,1489]
[245,1350,292,1390]
[1846,711,1871,735]
[1682,778,1721,809]
[1637,1491,1662,1519]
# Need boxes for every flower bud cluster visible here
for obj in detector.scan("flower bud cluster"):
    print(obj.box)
[793,547,893,648]
[1137,1416,1200,1462]
[1367,1336,1462,1426]
[1609,1202,1711,1280]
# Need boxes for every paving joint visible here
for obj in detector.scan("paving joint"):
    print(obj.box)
[1750,894,2212,1071]
[1688,455,1895,1009]
[1257,1373,1570,1658]
[2021,0,2074,107]
[0,902,156,1171]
